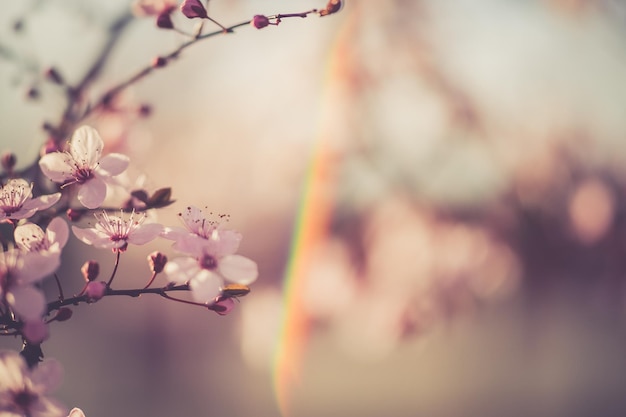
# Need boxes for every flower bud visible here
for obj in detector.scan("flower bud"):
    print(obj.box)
[251,15,270,29]
[55,308,73,322]
[81,260,100,282]
[148,251,168,274]
[152,56,167,68]
[180,0,208,19]
[1,151,17,172]
[209,297,235,315]
[156,12,174,29]
[85,281,107,302]
[67,208,84,222]
[44,67,64,85]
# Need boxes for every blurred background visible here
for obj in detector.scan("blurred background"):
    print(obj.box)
[2,0,626,416]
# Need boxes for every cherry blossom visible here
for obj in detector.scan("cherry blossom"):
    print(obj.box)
[0,351,67,417]
[0,178,60,221]
[14,217,69,255]
[0,248,60,321]
[164,230,258,304]
[162,205,241,255]
[72,210,164,251]
[39,125,130,209]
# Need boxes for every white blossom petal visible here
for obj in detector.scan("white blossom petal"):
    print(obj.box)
[14,223,46,252]
[163,257,200,284]
[71,226,107,246]
[8,285,46,320]
[70,126,103,166]
[77,178,107,209]
[97,153,130,177]
[219,254,258,285]
[19,252,61,284]
[189,270,222,303]
[46,217,69,250]
[126,223,164,245]
[31,358,63,393]
[39,153,75,183]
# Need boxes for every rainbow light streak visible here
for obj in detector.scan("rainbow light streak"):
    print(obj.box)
[272,12,355,417]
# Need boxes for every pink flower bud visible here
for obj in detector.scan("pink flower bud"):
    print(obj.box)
[85,281,107,302]
[1,151,16,172]
[67,208,85,222]
[152,56,167,68]
[156,12,174,29]
[22,320,49,344]
[209,297,235,315]
[251,15,270,29]
[81,260,100,282]
[44,67,64,85]
[148,251,168,273]
[180,0,208,19]
[55,308,73,322]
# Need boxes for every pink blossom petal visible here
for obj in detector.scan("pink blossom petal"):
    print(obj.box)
[12,192,62,220]
[97,153,130,177]
[172,234,207,256]
[47,217,69,249]
[210,229,242,257]
[8,285,46,320]
[72,226,108,247]
[31,358,63,393]
[189,270,222,303]
[23,192,61,211]
[127,223,164,245]
[70,126,103,166]
[22,319,49,344]
[219,254,258,285]
[163,257,201,284]
[14,223,45,251]
[39,153,75,183]
[161,226,191,241]
[77,177,107,209]
[29,397,68,417]
[0,352,27,390]
[19,252,61,284]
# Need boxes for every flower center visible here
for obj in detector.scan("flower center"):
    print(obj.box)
[13,389,37,410]
[74,166,94,184]
[0,182,30,214]
[199,254,218,270]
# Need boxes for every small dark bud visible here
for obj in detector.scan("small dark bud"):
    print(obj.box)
[148,187,173,208]
[180,0,208,19]
[66,208,85,222]
[1,152,17,172]
[152,56,168,68]
[44,67,64,85]
[320,0,343,16]
[26,86,39,100]
[251,15,270,29]
[81,260,100,282]
[138,104,152,117]
[156,12,174,29]
[55,308,73,322]
[148,251,168,274]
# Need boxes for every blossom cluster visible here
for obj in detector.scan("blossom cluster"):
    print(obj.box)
[0,125,257,416]
[0,1,342,415]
